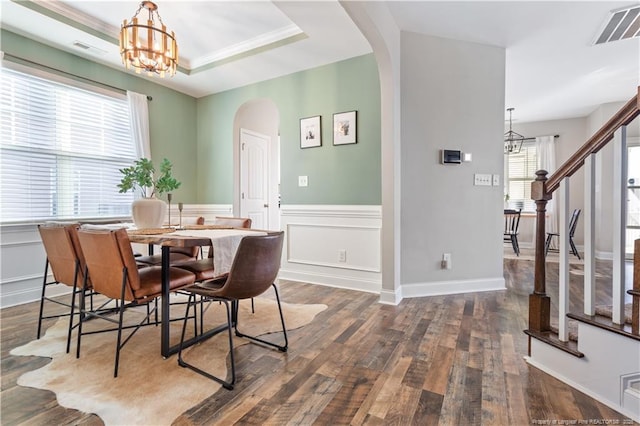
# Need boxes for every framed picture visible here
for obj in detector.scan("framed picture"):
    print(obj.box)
[300,115,322,148]
[333,110,357,145]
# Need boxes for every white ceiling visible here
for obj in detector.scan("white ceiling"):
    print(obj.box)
[1,1,639,123]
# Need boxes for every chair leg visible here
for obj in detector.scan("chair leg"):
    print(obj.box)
[570,238,581,260]
[113,297,126,378]
[544,234,553,257]
[66,282,80,354]
[37,259,50,340]
[76,276,88,360]
[234,284,288,352]
[178,295,235,390]
[510,235,519,256]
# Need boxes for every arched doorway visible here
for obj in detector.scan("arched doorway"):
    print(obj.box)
[232,98,280,230]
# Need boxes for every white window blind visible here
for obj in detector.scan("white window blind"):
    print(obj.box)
[505,142,537,212]
[1,67,136,223]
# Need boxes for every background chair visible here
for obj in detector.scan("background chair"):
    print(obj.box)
[135,216,205,266]
[211,216,252,228]
[545,208,581,259]
[37,223,87,353]
[504,209,521,256]
[76,228,196,377]
[177,231,287,390]
[175,216,253,282]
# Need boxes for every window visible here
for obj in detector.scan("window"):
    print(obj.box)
[1,67,136,223]
[505,141,537,212]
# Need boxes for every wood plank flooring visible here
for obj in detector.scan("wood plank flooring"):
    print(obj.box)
[1,258,636,425]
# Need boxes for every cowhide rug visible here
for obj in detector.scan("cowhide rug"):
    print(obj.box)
[11,295,327,425]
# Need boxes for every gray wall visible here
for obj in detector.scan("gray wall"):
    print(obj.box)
[400,31,505,285]
[511,117,589,246]
[511,102,640,253]
[588,102,640,255]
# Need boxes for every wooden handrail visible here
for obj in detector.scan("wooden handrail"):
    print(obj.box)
[546,87,640,193]
[527,86,640,340]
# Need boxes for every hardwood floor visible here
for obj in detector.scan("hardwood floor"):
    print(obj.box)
[1,258,635,425]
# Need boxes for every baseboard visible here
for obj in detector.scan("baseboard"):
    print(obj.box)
[1,280,70,309]
[525,356,640,423]
[379,288,402,305]
[278,269,381,295]
[400,277,506,298]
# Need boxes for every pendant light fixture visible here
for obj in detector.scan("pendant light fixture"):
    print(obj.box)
[119,1,178,77]
[504,107,525,154]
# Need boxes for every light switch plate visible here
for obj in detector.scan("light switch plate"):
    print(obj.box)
[474,174,492,186]
[298,176,308,187]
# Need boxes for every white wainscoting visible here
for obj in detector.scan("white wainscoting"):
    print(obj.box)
[0,204,232,308]
[0,223,53,308]
[279,205,382,294]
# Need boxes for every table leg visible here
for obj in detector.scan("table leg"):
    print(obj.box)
[160,245,170,358]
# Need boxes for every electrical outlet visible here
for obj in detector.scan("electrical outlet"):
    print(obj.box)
[492,174,500,186]
[298,176,308,187]
[441,253,452,269]
[338,249,347,263]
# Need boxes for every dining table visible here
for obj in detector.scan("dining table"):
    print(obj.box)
[127,226,267,357]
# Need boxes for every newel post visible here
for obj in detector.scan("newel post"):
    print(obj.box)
[529,170,552,332]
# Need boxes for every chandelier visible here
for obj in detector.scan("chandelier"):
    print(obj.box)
[504,107,525,154]
[119,1,178,77]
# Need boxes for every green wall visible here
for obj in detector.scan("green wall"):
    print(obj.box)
[1,29,198,203]
[196,54,381,205]
[2,30,381,206]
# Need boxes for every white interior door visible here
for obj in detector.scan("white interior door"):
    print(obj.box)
[240,128,269,229]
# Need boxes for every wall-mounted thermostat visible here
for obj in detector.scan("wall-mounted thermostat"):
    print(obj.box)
[441,149,462,164]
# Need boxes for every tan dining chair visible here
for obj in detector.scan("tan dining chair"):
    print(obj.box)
[76,228,196,377]
[135,216,206,266]
[211,216,252,228]
[37,222,88,353]
[175,216,253,282]
[177,231,287,390]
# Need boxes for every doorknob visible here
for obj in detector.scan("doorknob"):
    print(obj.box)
[264,204,269,208]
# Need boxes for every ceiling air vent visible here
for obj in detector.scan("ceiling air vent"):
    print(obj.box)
[72,41,107,56]
[594,5,640,45]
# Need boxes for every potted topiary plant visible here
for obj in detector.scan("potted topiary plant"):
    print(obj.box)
[118,158,181,229]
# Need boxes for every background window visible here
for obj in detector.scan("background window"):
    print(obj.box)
[505,141,537,212]
[1,67,136,223]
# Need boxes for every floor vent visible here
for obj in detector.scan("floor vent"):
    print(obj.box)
[594,5,640,45]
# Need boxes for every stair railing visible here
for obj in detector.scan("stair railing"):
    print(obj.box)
[527,87,640,346]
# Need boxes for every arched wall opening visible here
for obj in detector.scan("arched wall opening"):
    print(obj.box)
[232,98,281,230]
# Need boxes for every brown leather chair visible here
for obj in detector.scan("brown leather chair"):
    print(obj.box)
[37,223,88,353]
[76,228,196,377]
[177,231,287,390]
[135,216,205,266]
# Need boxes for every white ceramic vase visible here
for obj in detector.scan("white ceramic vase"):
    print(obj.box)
[132,198,167,229]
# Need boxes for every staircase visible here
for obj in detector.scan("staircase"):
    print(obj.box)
[524,87,640,422]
